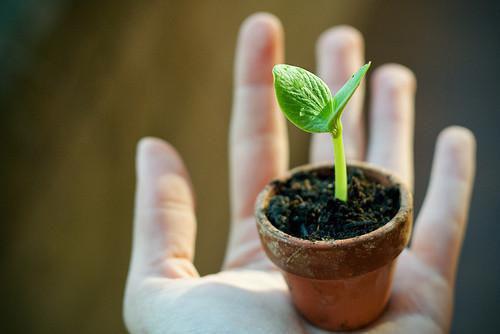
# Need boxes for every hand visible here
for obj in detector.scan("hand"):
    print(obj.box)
[123,13,476,334]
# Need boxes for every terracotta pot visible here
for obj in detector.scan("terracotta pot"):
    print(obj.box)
[255,161,413,331]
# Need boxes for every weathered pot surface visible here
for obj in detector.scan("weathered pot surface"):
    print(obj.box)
[255,161,413,331]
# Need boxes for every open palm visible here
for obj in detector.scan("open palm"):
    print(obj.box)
[124,13,475,334]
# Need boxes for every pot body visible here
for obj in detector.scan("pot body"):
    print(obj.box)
[284,261,395,330]
[255,162,413,331]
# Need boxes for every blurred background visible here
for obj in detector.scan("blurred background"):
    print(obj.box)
[1,0,499,333]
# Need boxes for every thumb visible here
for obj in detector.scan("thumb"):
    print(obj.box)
[128,137,198,280]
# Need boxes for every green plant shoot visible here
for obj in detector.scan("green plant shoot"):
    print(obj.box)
[273,62,371,202]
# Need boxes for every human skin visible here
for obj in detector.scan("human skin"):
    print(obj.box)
[123,13,476,334]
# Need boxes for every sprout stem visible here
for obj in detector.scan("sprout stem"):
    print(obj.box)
[332,124,347,202]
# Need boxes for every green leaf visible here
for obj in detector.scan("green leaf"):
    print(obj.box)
[329,62,371,131]
[273,64,333,133]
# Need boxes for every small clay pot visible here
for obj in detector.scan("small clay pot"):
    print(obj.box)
[255,161,413,331]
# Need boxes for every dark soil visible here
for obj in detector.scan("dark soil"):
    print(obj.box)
[266,167,400,241]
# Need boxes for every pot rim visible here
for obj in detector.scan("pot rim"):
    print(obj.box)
[256,160,412,251]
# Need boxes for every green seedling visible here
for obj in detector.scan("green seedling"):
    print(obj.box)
[273,62,371,202]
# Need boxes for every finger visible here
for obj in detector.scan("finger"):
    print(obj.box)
[230,13,287,221]
[226,13,287,269]
[367,64,416,188]
[128,137,198,280]
[311,26,365,163]
[412,127,476,283]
